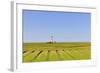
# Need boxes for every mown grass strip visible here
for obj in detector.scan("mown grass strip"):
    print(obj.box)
[63,50,76,60]
[47,50,50,61]
[57,50,74,60]
[30,50,43,62]
[23,50,40,62]
[49,50,59,61]
[23,48,34,57]
[63,48,90,60]
[23,50,34,57]
[76,48,91,59]
[63,49,80,60]
[33,50,48,62]
[55,50,62,60]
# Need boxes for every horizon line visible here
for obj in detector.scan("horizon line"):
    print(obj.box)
[23,41,91,43]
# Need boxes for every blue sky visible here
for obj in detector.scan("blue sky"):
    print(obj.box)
[23,10,91,42]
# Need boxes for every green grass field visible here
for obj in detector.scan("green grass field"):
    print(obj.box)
[23,42,91,63]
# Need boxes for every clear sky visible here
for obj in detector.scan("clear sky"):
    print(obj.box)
[23,10,91,42]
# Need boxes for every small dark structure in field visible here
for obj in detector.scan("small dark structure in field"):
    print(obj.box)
[46,41,56,44]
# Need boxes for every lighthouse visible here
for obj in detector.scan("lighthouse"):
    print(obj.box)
[51,35,54,43]
[47,35,56,44]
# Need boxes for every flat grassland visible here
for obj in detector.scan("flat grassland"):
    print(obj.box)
[23,42,91,63]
